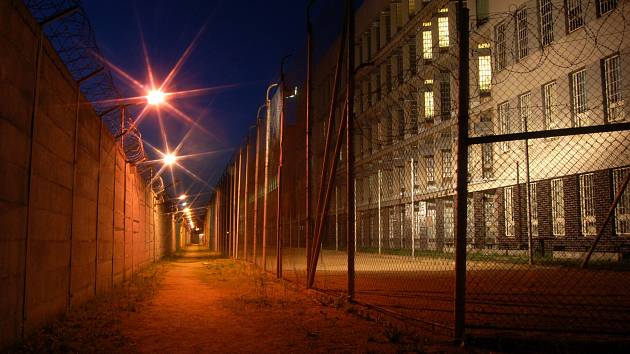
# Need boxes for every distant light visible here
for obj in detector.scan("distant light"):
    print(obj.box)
[287,86,298,99]
[163,153,177,166]
[147,90,165,105]
[183,207,190,213]
[181,202,187,206]
[178,194,187,200]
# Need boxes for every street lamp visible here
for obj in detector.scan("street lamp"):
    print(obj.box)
[146,89,166,105]
[163,152,177,166]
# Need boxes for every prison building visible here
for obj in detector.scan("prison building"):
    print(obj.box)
[314,0,630,257]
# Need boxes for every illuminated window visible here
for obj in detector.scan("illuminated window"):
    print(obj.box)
[598,0,618,16]
[408,0,416,15]
[478,54,492,92]
[424,91,434,119]
[551,178,565,237]
[529,182,539,236]
[571,69,588,126]
[426,156,435,184]
[444,201,454,243]
[495,22,507,70]
[438,16,449,47]
[579,173,596,236]
[543,81,558,129]
[604,55,624,122]
[516,9,529,59]
[540,0,554,46]
[504,186,515,237]
[567,0,584,32]
[498,101,510,151]
[442,150,452,180]
[422,29,432,59]
[613,167,630,235]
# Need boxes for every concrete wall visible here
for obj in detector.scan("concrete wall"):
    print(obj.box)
[0,0,173,348]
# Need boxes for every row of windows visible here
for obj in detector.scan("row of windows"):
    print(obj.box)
[501,167,630,239]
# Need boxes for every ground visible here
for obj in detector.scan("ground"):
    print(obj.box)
[9,246,483,354]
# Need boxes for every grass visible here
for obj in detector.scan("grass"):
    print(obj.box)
[354,247,630,270]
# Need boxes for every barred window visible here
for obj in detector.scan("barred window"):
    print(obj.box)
[540,0,554,46]
[484,194,497,243]
[478,54,492,92]
[567,0,584,32]
[444,200,454,243]
[438,16,449,47]
[426,156,435,184]
[422,29,432,59]
[516,8,529,59]
[579,173,596,236]
[519,92,531,131]
[504,186,515,237]
[439,72,451,119]
[482,144,494,179]
[467,197,474,242]
[551,178,565,236]
[408,38,417,74]
[498,101,510,151]
[529,182,539,236]
[604,55,624,122]
[598,0,618,16]
[543,81,558,129]
[442,150,452,180]
[495,22,507,70]
[424,91,434,119]
[613,167,630,235]
[572,69,588,126]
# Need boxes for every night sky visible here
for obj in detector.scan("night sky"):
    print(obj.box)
[81,0,307,211]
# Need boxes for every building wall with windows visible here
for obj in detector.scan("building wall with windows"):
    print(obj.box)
[316,0,630,255]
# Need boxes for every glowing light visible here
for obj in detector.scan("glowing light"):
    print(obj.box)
[183,207,190,213]
[181,202,187,206]
[178,194,187,200]
[146,90,165,105]
[163,153,177,166]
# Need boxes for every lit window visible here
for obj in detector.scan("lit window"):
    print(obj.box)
[444,200,454,243]
[604,55,624,122]
[567,0,584,32]
[579,173,596,236]
[438,16,449,47]
[498,101,510,151]
[424,91,434,119]
[551,178,565,236]
[598,0,618,16]
[540,0,554,46]
[478,54,492,92]
[442,150,452,180]
[504,186,515,237]
[529,182,539,236]
[543,81,558,129]
[571,69,588,126]
[516,9,529,59]
[613,167,630,235]
[422,29,432,59]
[495,22,507,70]
[426,156,435,184]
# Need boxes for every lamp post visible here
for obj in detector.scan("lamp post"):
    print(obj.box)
[262,83,278,271]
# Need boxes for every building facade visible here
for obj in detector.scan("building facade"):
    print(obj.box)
[318,0,630,257]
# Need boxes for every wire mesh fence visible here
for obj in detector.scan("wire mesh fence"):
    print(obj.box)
[208,0,630,340]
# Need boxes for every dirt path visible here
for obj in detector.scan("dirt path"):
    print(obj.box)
[117,245,427,353]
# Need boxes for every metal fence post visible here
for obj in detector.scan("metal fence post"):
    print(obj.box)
[346,0,356,301]
[454,0,470,342]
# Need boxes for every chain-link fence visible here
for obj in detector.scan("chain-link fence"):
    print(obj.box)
[208,0,630,341]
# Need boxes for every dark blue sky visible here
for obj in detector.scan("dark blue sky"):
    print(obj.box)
[82,0,307,209]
